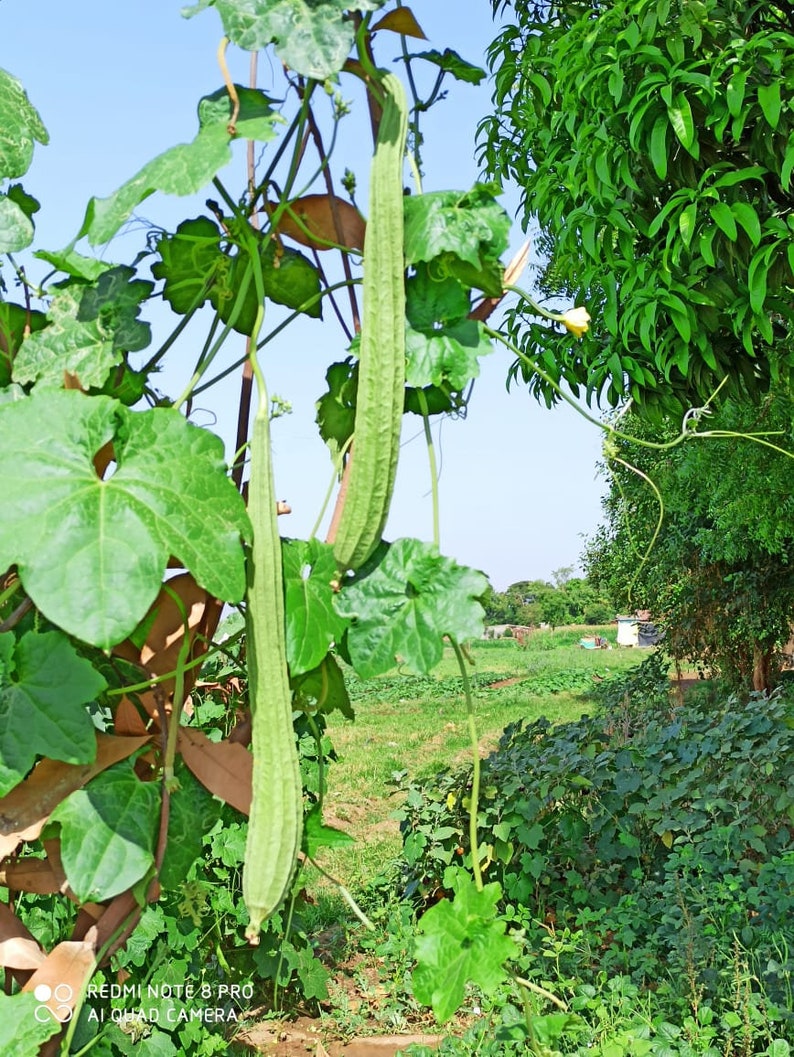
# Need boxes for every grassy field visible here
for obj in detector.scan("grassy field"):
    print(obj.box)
[310,627,647,892]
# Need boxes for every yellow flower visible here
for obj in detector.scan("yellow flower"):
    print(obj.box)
[559,306,591,338]
[446,792,457,811]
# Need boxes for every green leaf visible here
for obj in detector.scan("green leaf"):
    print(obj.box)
[198,84,282,141]
[0,630,104,796]
[405,320,492,391]
[409,48,485,85]
[0,303,47,387]
[76,265,153,354]
[303,803,355,857]
[757,82,781,130]
[730,202,761,246]
[649,114,668,180]
[709,201,737,241]
[666,92,696,154]
[0,389,250,648]
[0,992,60,1054]
[184,0,384,80]
[315,356,357,463]
[34,247,119,282]
[412,879,516,1023]
[79,124,233,246]
[152,216,224,315]
[51,758,159,902]
[678,202,697,248]
[0,68,49,180]
[6,183,40,222]
[335,539,488,677]
[406,264,470,329]
[13,284,124,390]
[0,193,34,253]
[282,538,348,676]
[404,186,510,279]
[291,653,353,718]
[159,762,223,890]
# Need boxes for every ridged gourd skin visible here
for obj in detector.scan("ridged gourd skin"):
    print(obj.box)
[243,410,303,942]
[332,73,409,573]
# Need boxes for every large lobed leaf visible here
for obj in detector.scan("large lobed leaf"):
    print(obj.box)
[412,879,516,1024]
[184,0,385,80]
[0,631,105,797]
[282,538,348,676]
[335,539,488,678]
[0,389,250,649]
[50,759,159,902]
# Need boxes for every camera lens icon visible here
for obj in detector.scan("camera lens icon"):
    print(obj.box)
[34,983,74,1023]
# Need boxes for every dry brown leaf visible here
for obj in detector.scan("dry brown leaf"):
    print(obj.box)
[0,732,150,859]
[21,939,96,1022]
[1,857,64,896]
[372,7,427,39]
[178,727,252,814]
[0,903,45,970]
[113,694,151,735]
[468,239,530,322]
[268,195,366,252]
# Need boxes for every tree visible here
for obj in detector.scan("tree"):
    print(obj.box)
[481,0,794,417]
[583,389,794,689]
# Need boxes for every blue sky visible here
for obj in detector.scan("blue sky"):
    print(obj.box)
[3,0,607,591]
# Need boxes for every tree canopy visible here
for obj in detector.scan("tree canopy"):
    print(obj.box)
[481,0,794,417]
[583,388,794,688]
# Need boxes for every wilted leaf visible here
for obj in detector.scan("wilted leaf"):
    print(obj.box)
[269,194,365,251]
[177,727,252,814]
[21,939,96,1027]
[0,388,250,648]
[0,733,151,859]
[372,7,426,39]
[0,903,45,970]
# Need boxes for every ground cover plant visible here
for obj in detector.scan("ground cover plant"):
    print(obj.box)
[2,1,794,1055]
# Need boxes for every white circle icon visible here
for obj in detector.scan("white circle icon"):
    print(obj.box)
[34,983,73,1023]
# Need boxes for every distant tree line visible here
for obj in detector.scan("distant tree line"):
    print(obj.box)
[482,568,613,628]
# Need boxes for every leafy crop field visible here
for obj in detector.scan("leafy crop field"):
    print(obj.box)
[308,629,644,890]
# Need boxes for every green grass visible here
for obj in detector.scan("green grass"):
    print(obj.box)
[310,630,647,892]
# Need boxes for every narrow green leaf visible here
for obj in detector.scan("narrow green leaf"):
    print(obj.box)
[51,759,159,902]
[709,201,737,241]
[757,82,782,130]
[726,69,747,118]
[678,202,697,247]
[410,48,485,85]
[667,92,697,154]
[747,252,769,314]
[649,114,668,180]
[730,202,761,246]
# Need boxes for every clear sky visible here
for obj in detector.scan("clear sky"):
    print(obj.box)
[3,0,608,591]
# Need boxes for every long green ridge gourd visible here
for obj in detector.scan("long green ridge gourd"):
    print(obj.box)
[243,396,303,943]
[332,72,408,572]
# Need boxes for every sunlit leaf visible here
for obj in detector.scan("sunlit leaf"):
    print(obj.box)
[0,67,48,180]
[409,48,485,85]
[412,879,516,1023]
[198,84,282,141]
[405,320,492,391]
[303,803,354,857]
[335,539,487,677]
[0,194,34,253]
[0,389,250,648]
[282,538,348,676]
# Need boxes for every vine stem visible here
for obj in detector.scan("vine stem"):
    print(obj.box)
[451,640,483,891]
[416,388,440,548]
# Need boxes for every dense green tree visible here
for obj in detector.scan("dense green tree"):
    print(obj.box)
[481,0,794,416]
[583,389,794,689]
